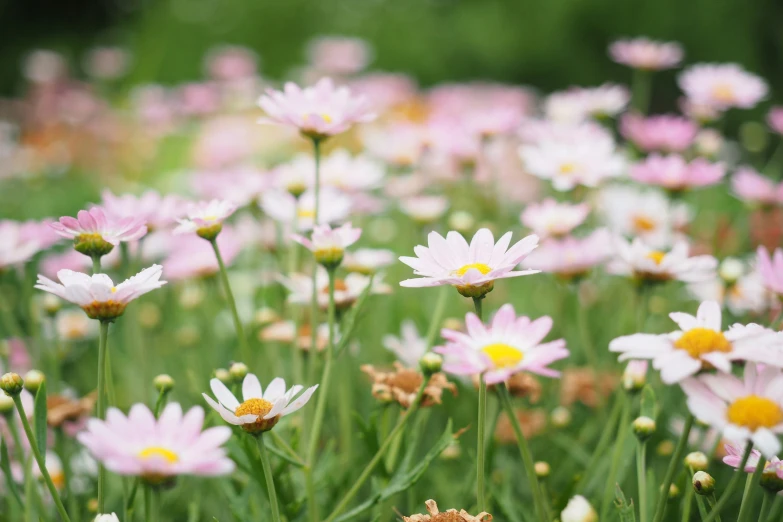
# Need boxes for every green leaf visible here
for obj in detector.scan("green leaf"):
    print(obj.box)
[0,438,23,507]
[614,484,637,522]
[34,380,48,461]
[334,419,454,522]
[640,385,656,419]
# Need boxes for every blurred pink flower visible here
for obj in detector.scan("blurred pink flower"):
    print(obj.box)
[630,154,725,191]
[360,123,427,167]
[522,229,613,278]
[521,199,589,238]
[177,82,221,116]
[398,195,449,223]
[204,45,258,82]
[78,403,234,481]
[544,84,629,123]
[50,207,147,246]
[23,49,67,85]
[435,304,569,384]
[291,222,362,256]
[349,73,418,111]
[83,47,131,80]
[0,220,47,268]
[757,246,783,296]
[102,190,183,231]
[679,64,768,110]
[260,187,352,231]
[191,167,271,207]
[258,78,375,139]
[609,38,683,70]
[768,107,783,135]
[307,36,372,75]
[731,167,783,206]
[174,200,237,236]
[425,118,482,165]
[620,113,698,153]
[608,237,717,283]
[192,116,262,169]
[40,250,91,278]
[163,227,243,281]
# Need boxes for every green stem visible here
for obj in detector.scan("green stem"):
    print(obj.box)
[91,255,102,274]
[144,485,152,522]
[651,413,694,522]
[759,490,775,521]
[323,380,427,522]
[270,430,306,467]
[97,320,110,514]
[694,489,709,520]
[765,495,783,522]
[257,435,282,522]
[472,296,483,321]
[153,389,169,418]
[638,441,648,522]
[706,494,722,522]
[306,267,336,522]
[600,395,631,521]
[682,467,695,522]
[125,479,140,522]
[424,286,448,349]
[472,296,487,511]
[737,457,765,522]
[703,441,753,522]
[497,383,546,522]
[309,137,322,354]
[209,239,249,362]
[12,395,71,522]
[632,69,652,114]
[575,394,623,494]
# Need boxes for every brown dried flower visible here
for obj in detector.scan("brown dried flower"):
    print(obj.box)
[47,392,96,435]
[361,362,456,409]
[560,368,618,408]
[404,499,492,522]
[495,408,547,443]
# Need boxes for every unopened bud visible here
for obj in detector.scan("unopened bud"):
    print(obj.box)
[94,514,121,522]
[633,416,656,441]
[214,368,231,384]
[719,257,744,284]
[693,471,715,495]
[74,234,114,258]
[440,441,461,460]
[622,360,648,393]
[666,484,680,500]
[657,440,674,457]
[23,370,45,394]
[761,467,783,493]
[684,451,709,472]
[254,307,279,325]
[419,353,443,375]
[153,374,174,393]
[0,372,24,396]
[42,294,62,316]
[534,461,550,478]
[448,211,475,233]
[229,362,248,382]
[550,406,572,428]
[0,394,15,415]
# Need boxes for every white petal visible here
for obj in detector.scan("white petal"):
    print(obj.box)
[242,373,263,401]
[209,379,239,409]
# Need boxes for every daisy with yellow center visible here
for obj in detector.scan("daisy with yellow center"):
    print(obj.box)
[399,228,540,299]
[608,237,717,284]
[203,373,318,434]
[682,363,783,457]
[435,303,569,384]
[174,199,237,240]
[610,300,783,384]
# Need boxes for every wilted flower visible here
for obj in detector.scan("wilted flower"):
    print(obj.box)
[203,374,318,434]
[608,237,717,283]
[47,392,96,436]
[679,63,768,110]
[174,200,237,240]
[732,167,783,206]
[611,300,783,383]
[361,362,456,408]
[50,207,147,257]
[403,499,492,522]
[560,368,617,408]
[620,113,698,153]
[630,154,725,192]
[609,37,683,70]
[520,199,589,238]
[35,265,167,321]
[495,408,547,442]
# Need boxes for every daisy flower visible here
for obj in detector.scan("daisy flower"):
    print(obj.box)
[280,269,389,310]
[630,154,725,192]
[77,403,234,483]
[383,320,428,368]
[101,190,183,231]
[522,228,613,280]
[610,300,783,384]
[681,364,783,457]
[678,63,768,111]
[0,220,44,268]
[399,195,449,224]
[544,84,630,123]
[608,237,717,283]
[723,443,781,473]
[435,304,568,384]
[520,199,589,238]
[291,222,362,268]
[399,228,540,298]
[191,167,271,208]
[319,148,385,192]
[50,207,147,258]
[757,246,783,296]
[609,38,683,70]
[35,265,166,320]
[688,269,771,317]
[561,495,598,522]
[306,36,372,75]
[343,248,395,274]
[174,200,237,240]
[360,123,427,167]
[732,167,783,206]
[620,113,698,153]
[260,188,352,231]
[203,373,318,434]
[258,77,375,140]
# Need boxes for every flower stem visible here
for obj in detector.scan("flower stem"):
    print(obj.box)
[309,137,322,353]
[472,296,488,511]
[257,435,282,522]
[765,495,783,522]
[759,490,775,521]
[703,441,754,522]
[12,394,71,522]
[323,380,427,522]
[305,267,336,522]
[737,457,765,522]
[600,394,631,520]
[497,383,546,522]
[424,286,448,349]
[144,485,152,522]
[638,440,648,522]
[91,254,101,274]
[97,320,110,514]
[651,413,694,522]
[706,493,722,522]
[632,69,652,114]
[209,238,249,362]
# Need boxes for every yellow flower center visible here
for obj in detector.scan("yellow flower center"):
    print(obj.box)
[646,251,666,265]
[303,112,332,123]
[454,263,492,277]
[51,471,65,490]
[558,162,577,175]
[727,395,783,431]
[138,447,179,463]
[203,215,217,221]
[632,215,657,232]
[298,209,316,219]
[235,398,274,417]
[673,328,732,358]
[110,287,117,293]
[482,343,524,369]
[712,84,735,103]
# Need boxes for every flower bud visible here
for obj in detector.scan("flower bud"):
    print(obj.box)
[0,372,24,396]
[314,247,344,270]
[632,416,656,441]
[561,495,597,522]
[153,374,175,393]
[719,257,744,285]
[419,353,443,376]
[23,370,45,394]
[0,394,15,416]
[534,461,550,478]
[550,406,572,428]
[94,514,121,522]
[214,368,231,384]
[692,471,715,495]
[456,281,494,299]
[622,360,648,393]
[440,441,461,460]
[448,211,475,233]
[229,362,249,382]
[196,223,222,241]
[657,440,674,457]
[42,294,62,316]
[254,307,279,325]
[684,451,709,472]
[666,484,680,500]
[760,466,783,493]
[74,234,114,258]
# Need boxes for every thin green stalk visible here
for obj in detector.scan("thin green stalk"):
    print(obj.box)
[12,394,71,522]
[600,395,631,521]
[651,413,694,522]
[694,491,709,520]
[638,441,648,522]
[706,493,722,522]
[125,479,140,522]
[424,286,448,349]
[153,389,170,418]
[703,441,753,522]
[97,320,110,514]
[765,495,783,522]
[737,458,765,522]
[91,254,102,274]
[323,380,428,522]
[144,485,152,522]
[759,490,775,521]
[575,394,623,493]
[472,296,487,511]
[209,238,249,361]
[257,435,282,522]
[269,430,306,467]
[632,69,652,114]
[681,466,695,522]
[306,267,337,522]
[309,137,322,354]
[497,383,546,522]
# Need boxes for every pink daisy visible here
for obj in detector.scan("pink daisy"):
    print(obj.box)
[50,207,147,256]
[291,222,361,267]
[101,190,183,231]
[731,167,783,206]
[520,199,590,238]
[435,304,569,384]
[620,113,698,153]
[609,38,683,70]
[522,228,613,279]
[757,246,783,296]
[630,154,725,191]
[678,64,768,110]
